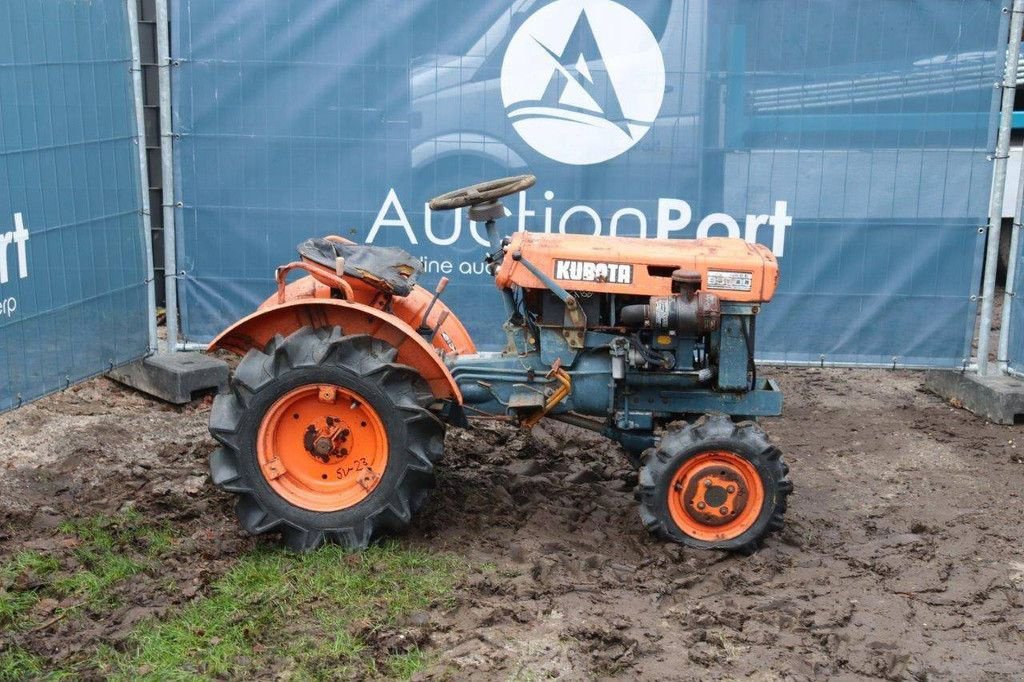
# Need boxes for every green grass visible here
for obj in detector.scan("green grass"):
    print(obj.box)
[385,649,427,680]
[58,508,176,558]
[0,510,180,679]
[0,551,60,627]
[1,510,174,633]
[53,511,175,611]
[0,644,45,682]
[1,510,460,680]
[95,543,461,680]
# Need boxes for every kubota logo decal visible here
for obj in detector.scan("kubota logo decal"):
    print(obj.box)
[554,259,633,284]
[500,0,666,165]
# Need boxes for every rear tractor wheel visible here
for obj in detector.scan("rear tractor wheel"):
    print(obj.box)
[637,415,791,552]
[208,326,445,551]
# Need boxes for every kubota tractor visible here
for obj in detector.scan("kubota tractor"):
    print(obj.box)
[208,175,791,553]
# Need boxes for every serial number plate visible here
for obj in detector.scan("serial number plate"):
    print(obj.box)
[707,270,753,292]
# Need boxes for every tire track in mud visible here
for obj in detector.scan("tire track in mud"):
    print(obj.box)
[412,368,1024,680]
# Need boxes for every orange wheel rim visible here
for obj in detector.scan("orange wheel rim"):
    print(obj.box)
[667,450,764,542]
[257,384,388,512]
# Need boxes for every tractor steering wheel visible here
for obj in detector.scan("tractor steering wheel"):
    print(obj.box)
[428,174,536,211]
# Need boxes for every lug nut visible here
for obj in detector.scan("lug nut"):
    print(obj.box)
[719,506,729,515]
[726,485,735,494]
[704,479,712,488]
[696,502,706,510]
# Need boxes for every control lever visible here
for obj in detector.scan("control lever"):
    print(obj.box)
[418,276,449,334]
[428,309,450,344]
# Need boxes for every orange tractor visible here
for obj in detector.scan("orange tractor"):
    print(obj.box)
[208,176,791,552]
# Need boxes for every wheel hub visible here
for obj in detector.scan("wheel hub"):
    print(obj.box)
[679,465,749,527]
[304,417,352,463]
[666,449,765,542]
[257,384,388,512]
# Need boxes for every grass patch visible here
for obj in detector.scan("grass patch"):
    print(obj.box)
[0,510,179,677]
[53,510,176,612]
[385,648,427,680]
[96,543,462,680]
[2,511,459,680]
[0,644,45,681]
[1,510,176,633]
[0,551,60,628]
[58,508,176,559]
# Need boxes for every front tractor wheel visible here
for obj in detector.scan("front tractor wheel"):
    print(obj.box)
[208,327,445,551]
[638,415,791,552]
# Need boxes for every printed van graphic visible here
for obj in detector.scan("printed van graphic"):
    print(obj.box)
[402,1,744,260]
[500,0,666,165]
[408,0,706,184]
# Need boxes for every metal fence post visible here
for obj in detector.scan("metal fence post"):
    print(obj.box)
[126,0,158,354]
[998,161,1023,372]
[155,0,178,352]
[978,0,1024,375]
[998,155,1023,371]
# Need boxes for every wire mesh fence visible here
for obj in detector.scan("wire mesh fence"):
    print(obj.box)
[165,0,1006,366]
[0,0,150,412]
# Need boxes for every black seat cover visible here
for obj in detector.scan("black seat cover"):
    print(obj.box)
[297,238,422,297]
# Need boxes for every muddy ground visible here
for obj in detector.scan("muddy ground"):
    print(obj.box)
[1,366,1023,680]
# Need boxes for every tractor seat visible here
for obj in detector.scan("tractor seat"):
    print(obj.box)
[297,237,422,297]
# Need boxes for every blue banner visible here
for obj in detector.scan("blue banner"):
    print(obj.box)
[0,0,150,412]
[171,0,1004,366]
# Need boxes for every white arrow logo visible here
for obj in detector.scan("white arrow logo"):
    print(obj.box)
[501,0,666,165]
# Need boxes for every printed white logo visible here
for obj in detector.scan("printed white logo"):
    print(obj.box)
[500,0,666,165]
[554,259,633,284]
[0,213,29,285]
[0,212,28,319]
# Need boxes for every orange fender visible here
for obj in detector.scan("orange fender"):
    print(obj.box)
[208,298,462,403]
[256,273,477,357]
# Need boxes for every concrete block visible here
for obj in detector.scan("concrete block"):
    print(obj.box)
[109,352,229,404]
[924,370,1024,425]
